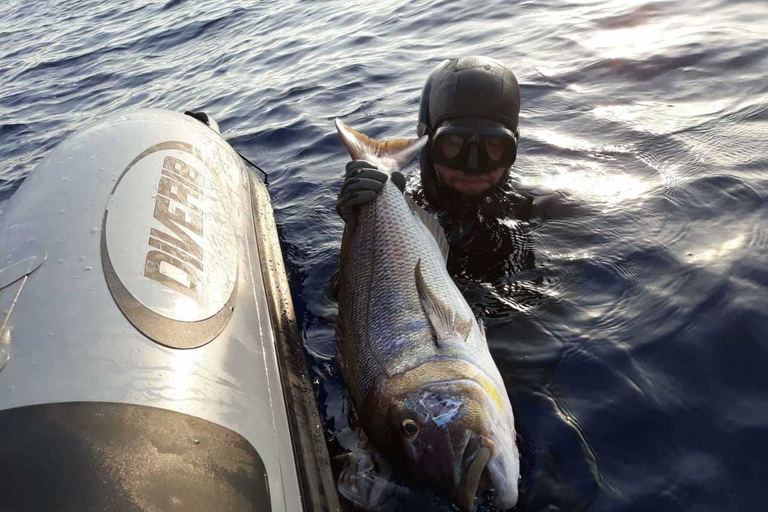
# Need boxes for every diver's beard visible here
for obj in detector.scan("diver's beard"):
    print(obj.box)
[436,171,511,213]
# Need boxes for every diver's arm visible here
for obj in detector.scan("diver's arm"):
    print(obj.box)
[509,179,584,220]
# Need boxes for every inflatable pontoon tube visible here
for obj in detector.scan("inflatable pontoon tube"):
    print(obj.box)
[0,109,339,512]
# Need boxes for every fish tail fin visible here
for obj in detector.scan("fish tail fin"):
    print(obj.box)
[335,119,427,171]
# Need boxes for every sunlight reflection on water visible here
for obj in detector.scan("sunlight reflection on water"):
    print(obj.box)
[687,233,747,266]
[530,165,652,206]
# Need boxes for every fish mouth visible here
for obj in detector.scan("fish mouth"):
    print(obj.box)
[455,436,495,511]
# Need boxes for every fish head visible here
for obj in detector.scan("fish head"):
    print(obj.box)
[388,380,520,511]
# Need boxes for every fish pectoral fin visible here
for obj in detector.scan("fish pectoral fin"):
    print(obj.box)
[406,196,449,262]
[415,259,473,346]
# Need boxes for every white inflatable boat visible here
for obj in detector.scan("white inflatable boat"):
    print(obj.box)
[0,109,340,512]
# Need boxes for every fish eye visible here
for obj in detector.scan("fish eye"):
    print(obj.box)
[402,419,420,437]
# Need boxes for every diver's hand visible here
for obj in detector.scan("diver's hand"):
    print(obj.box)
[336,161,406,221]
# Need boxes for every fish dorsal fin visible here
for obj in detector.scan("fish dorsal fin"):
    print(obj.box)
[415,259,473,347]
[335,119,427,170]
[406,196,449,262]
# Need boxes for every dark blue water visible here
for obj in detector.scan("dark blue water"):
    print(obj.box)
[2,1,767,510]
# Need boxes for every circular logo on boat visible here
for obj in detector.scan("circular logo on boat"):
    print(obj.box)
[101,141,239,349]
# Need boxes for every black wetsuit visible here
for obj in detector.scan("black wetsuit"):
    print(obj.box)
[409,177,536,283]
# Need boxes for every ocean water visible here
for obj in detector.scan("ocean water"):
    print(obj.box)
[1,0,767,510]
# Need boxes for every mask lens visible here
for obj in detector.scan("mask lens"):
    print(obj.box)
[484,137,508,162]
[431,122,517,172]
[439,134,464,159]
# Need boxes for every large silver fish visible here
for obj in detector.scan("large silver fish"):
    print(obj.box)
[334,120,520,511]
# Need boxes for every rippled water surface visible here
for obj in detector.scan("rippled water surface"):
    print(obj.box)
[2,0,767,510]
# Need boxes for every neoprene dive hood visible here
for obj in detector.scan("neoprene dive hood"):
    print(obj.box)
[418,56,521,208]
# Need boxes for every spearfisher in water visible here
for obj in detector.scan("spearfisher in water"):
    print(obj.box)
[337,56,525,224]
[336,56,565,281]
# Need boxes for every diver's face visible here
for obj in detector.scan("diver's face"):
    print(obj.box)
[435,164,508,196]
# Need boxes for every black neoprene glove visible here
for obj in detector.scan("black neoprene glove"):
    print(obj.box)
[336,160,406,221]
